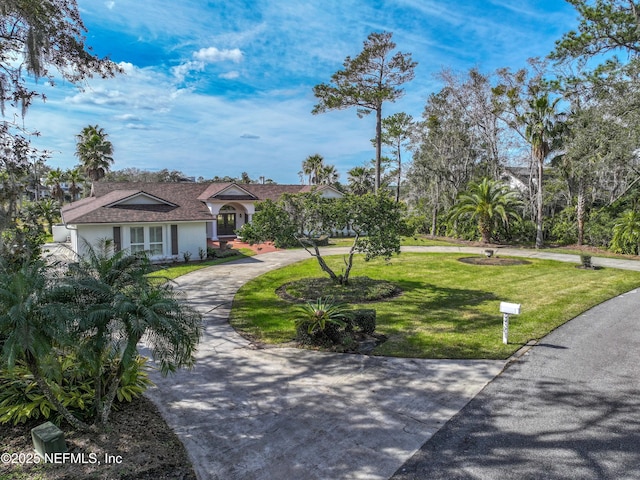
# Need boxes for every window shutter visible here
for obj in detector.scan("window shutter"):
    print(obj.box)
[171,225,178,255]
[113,227,121,252]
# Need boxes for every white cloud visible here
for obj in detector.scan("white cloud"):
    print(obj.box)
[193,47,243,63]
[114,113,141,121]
[219,71,240,80]
[171,61,204,82]
[105,1,115,10]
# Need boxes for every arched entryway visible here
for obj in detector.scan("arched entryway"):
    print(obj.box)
[205,201,254,240]
[217,205,239,236]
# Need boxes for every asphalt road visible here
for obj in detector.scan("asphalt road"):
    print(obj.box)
[391,287,640,480]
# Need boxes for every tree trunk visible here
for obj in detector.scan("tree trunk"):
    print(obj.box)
[479,217,491,244]
[302,242,340,283]
[396,146,401,203]
[100,375,121,427]
[341,234,359,285]
[535,157,544,249]
[375,106,382,192]
[26,354,92,432]
[431,204,438,236]
[577,179,585,246]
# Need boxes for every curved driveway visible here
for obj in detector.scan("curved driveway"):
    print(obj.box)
[142,247,640,480]
[391,285,640,480]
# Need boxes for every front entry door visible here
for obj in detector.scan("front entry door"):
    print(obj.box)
[217,213,236,236]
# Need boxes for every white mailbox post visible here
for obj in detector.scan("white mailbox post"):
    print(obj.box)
[499,302,521,344]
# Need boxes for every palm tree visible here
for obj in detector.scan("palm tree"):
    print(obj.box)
[302,154,325,185]
[45,167,65,203]
[449,178,522,243]
[68,239,202,426]
[36,198,60,233]
[522,93,561,249]
[347,165,374,195]
[317,164,339,185]
[0,260,91,431]
[65,168,84,201]
[75,125,114,182]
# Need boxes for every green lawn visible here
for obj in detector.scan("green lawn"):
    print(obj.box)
[230,252,640,359]
[148,248,255,281]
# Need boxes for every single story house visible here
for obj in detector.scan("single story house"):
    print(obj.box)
[60,182,343,262]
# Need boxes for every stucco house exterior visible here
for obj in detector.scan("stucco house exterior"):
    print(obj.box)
[60,182,343,262]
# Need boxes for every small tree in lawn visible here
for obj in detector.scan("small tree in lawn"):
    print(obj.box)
[238,191,408,285]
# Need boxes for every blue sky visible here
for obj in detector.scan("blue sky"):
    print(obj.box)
[24,0,579,184]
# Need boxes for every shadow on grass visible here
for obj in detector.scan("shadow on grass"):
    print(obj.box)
[393,280,498,312]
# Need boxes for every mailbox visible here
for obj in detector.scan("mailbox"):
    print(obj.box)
[500,302,521,315]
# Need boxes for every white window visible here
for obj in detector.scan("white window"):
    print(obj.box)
[149,226,163,255]
[130,227,145,254]
[129,226,165,256]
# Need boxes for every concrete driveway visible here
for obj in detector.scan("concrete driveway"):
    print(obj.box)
[142,248,507,480]
[142,247,640,479]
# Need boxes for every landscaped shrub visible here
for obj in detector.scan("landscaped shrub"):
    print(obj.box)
[0,355,153,426]
[351,309,376,334]
[610,210,640,255]
[404,214,429,235]
[215,248,241,259]
[547,207,578,245]
[294,297,352,347]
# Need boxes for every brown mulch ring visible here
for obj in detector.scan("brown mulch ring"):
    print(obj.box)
[458,257,531,266]
[275,276,401,304]
[0,396,195,480]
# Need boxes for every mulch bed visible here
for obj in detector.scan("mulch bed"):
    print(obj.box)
[0,396,196,480]
[458,257,531,266]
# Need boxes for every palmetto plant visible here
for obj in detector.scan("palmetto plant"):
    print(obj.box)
[611,210,640,255]
[449,178,522,243]
[0,239,202,431]
[0,260,90,430]
[69,239,202,426]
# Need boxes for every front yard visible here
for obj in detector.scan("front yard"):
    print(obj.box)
[230,252,640,359]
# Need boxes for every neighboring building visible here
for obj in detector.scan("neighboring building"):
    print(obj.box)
[500,166,532,194]
[60,182,343,261]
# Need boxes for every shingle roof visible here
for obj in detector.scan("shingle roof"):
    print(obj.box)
[62,183,212,224]
[62,182,342,225]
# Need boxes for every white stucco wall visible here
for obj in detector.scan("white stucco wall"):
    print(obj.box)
[52,224,72,243]
[173,223,207,260]
[72,224,114,258]
[72,222,207,262]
